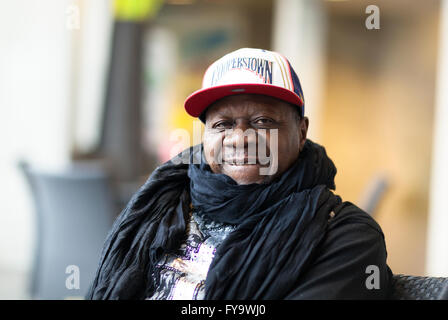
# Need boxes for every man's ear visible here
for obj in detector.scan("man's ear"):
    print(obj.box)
[299,117,309,151]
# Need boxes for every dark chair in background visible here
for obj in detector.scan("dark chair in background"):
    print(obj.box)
[358,176,448,300]
[391,274,448,300]
[358,173,389,217]
[19,162,116,299]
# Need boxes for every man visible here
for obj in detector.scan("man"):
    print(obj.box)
[87,48,393,300]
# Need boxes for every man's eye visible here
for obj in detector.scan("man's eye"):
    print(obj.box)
[214,121,233,129]
[254,118,273,125]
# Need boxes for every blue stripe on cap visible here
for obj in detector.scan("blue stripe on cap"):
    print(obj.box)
[286,60,305,118]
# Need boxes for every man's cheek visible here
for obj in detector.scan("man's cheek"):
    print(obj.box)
[259,129,278,176]
[204,139,224,166]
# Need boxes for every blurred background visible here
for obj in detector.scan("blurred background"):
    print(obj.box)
[1,0,447,299]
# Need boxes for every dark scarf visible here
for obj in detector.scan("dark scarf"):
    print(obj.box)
[86,139,342,300]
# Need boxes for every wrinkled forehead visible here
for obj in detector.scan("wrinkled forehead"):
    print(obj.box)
[204,94,297,121]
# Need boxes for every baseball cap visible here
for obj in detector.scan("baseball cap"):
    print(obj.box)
[184,48,305,123]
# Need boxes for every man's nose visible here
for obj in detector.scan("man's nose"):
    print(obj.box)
[223,121,257,148]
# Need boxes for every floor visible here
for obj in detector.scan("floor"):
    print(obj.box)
[0,266,30,300]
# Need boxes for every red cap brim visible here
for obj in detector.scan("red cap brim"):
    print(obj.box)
[184,83,304,119]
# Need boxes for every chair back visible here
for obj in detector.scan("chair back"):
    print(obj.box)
[20,162,116,299]
[391,274,448,300]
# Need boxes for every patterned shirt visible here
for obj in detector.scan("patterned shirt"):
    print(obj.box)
[146,205,236,300]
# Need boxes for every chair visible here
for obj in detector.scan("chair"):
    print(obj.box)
[358,174,389,217]
[19,161,116,299]
[391,274,448,300]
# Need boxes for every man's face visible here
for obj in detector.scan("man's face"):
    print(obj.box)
[203,94,309,185]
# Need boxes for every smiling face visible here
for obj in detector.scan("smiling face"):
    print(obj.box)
[203,94,309,185]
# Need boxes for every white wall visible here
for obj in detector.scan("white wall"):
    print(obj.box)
[73,0,113,154]
[272,0,326,141]
[426,0,448,277]
[0,0,74,287]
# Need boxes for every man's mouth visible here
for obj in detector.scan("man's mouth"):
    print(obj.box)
[224,158,259,165]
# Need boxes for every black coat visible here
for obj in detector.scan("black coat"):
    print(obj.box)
[86,140,393,300]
